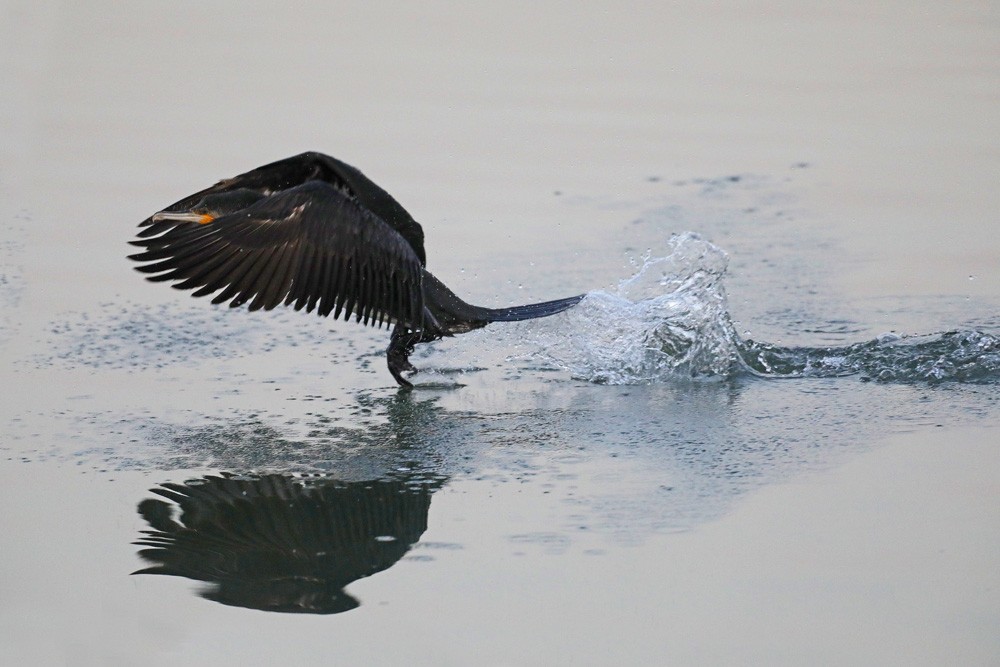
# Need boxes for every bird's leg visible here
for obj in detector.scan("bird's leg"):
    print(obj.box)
[387,325,422,388]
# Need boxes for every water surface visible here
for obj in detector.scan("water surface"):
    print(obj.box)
[1,3,998,665]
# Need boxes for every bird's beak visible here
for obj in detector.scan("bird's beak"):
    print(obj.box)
[151,211,215,224]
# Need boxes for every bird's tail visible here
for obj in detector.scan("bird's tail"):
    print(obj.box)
[422,270,583,334]
[477,294,585,322]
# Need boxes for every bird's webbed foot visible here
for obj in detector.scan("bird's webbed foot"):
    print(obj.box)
[387,327,423,388]
[387,350,417,388]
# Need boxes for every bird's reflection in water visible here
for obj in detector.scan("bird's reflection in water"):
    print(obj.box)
[134,471,445,614]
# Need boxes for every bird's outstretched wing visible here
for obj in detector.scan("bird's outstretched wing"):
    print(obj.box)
[128,181,425,329]
[137,152,426,264]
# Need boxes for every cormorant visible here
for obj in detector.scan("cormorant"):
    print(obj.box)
[128,152,583,386]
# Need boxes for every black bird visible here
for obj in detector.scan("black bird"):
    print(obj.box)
[128,152,583,386]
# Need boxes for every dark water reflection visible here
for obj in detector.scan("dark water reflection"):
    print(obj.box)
[130,394,452,614]
[134,471,444,614]
[124,369,997,614]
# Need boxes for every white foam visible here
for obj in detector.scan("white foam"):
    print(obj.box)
[504,233,744,384]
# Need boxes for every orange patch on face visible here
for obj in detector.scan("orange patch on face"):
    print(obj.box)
[198,214,215,224]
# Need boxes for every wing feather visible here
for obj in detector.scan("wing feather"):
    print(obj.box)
[283,240,314,311]
[189,248,251,297]
[328,255,352,320]
[214,248,271,307]
[138,235,229,280]
[245,245,289,312]
[130,181,425,329]
[138,152,426,264]
[258,243,297,311]
[302,250,326,314]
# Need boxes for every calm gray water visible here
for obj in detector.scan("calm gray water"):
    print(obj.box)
[2,3,998,665]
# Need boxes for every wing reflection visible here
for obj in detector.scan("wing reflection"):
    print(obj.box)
[134,472,444,614]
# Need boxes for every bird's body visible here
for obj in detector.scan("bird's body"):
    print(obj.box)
[129,152,583,386]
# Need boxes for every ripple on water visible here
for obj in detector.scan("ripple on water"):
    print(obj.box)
[34,301,353,370]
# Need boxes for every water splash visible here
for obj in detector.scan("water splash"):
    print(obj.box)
[508,232,999,385]
[508,233,744,383]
